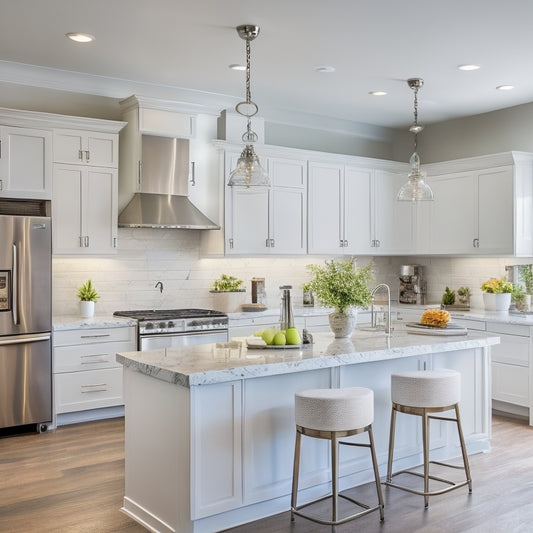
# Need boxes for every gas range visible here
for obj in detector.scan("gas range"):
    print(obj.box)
[113,308,228,336]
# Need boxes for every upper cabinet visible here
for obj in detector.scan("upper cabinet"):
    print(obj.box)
[53,130,119,168]
[225,153,307,255]
[307,161,412,255]
[0,126,52,199]
[417,153,533,256]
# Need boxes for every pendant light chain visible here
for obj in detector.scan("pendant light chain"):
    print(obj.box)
[413,85,419,152]
[245,37,251,106]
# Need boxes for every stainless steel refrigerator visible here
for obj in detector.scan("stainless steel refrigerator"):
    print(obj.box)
[0,211,52,431]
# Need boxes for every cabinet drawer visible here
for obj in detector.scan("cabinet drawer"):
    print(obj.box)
[53,326,135,347]
[54,340,134,373]
[54,367,123,414]
[486,322,531,337]
[492,362,529,406]
[490,333,529,366]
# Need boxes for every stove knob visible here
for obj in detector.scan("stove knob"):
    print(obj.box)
[144,322,154,329]
[159,322,167,329]
[168,321,175,328]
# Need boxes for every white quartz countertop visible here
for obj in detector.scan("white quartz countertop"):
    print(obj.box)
[53,315,137,330]
[116,327,499,388]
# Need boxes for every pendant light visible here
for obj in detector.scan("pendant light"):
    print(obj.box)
[397,78,434,202]
[227,25,269,188]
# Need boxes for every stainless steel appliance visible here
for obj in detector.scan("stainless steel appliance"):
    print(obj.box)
[113,309,229,351]
[398,265,426,305]
[0,206,52,432]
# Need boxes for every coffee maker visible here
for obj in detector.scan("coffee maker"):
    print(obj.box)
[398,265,426,304]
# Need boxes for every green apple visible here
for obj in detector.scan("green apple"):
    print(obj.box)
[273,331,286,345]
[261,328,277,345]
[285,327,301,345]
[253,330,263,337]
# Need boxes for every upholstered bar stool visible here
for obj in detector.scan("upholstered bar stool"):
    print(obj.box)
[383,369,472,508]
[291,387,384,526]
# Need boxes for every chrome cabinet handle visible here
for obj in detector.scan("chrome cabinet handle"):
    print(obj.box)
[0,179,3,191]
[270,238,275,247]
[12,243,18,325]
[266,238,270,247]
[85,150,90,162]
[80,334,110,339]
[228,238,234,249]
[78,150,84,161]
[473,238,480,248]
[190,161,196,186]
[81,383,108,393]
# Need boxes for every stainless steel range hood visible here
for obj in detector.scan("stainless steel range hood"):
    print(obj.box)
[118,135,219,229]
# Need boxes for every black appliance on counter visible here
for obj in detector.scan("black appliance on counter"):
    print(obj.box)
[113,308,229,351]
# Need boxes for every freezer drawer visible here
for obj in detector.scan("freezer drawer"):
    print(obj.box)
[0,333,51,428]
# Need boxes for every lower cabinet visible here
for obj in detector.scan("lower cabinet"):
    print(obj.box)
[53,325,136,423]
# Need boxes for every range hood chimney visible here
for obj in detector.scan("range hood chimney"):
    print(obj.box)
[118,135,220,229]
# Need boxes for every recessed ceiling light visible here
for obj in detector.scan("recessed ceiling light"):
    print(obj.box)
[229,64,246,71]
[314,66,336,73]
[369,91,387,96]
[66,32,95,43]
[458,64,480,71]
[496,85,515,91]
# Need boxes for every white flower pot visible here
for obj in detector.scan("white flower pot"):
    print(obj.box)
[328,309,357,338]
[80,301,95,318]
[211,291,247,313]
[483,292,511,312]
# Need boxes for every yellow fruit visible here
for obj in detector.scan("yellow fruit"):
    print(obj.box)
[285,327,301,345]
[273,332,286,345]
[253,330,263,337]
[261,328,276,345]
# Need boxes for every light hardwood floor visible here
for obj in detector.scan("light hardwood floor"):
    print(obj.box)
[0,414,532,533]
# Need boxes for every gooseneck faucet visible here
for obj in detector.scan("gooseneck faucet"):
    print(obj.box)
[371,283,391,336]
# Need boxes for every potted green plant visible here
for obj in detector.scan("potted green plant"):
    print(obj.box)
[480,277,513,311]
[210,274,246,312]
[512,284,527,311]
[76,279,100,318]
[441,286,456,307]
[306,259,373,338]
[457,286,470,306]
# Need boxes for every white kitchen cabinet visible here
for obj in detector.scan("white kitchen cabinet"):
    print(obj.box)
[53,129,119,168]
[53,325,136,423]
[308,162,412,255]
[419,153,533,256]
[225,153,307,254]
[52,164,118,254]
[0,126,52,199]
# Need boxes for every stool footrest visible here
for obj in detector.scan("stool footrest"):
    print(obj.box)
[291,492,382,526]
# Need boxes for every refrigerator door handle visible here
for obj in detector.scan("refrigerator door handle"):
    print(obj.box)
[0,332,51,346]
[12,243,18,325]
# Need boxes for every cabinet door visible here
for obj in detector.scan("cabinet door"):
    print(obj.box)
[0,126,52,199]
[344,166,373,253]
[373,170,414,254]
[308,162,343,254]
[225,187,269,254]
[54,130,118,167]
[419,172,477,254]
[83,168,118,253]
[52,165,84,253]
[478,167,513,253]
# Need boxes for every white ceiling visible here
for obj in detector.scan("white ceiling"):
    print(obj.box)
[1,0,533,129]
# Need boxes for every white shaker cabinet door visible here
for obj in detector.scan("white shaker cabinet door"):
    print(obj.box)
[308,162,343,254]
[52,165,84,252]
[344,166,373,253]
[53,130,118,168]
[269,186,306,253]
[0,126,52,199]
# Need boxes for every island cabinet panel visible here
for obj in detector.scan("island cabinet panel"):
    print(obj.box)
[242,369,332,504]
[190,380,242,519]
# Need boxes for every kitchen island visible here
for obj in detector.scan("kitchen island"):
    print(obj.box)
[117,327,498,533]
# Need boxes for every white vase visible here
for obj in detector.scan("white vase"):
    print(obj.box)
[211,291,247,313]
[483,292,511,312]
[328,309,357,338]
[80,301,95,318]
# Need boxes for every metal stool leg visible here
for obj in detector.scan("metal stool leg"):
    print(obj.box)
[455,404,472,493]
[331,432,338,523]
[422,410,430,508]
[368,425,385,521]
[386,406,397,483]
[290,428,302,521]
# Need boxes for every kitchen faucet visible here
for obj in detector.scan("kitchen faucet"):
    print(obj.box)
[370,283,391,336]
[155,281,164,293]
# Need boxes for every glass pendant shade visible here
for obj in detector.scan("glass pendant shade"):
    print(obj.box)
[397,151,434,201]
[227,144,269,187]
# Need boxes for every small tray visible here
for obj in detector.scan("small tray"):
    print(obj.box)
[264,344,304,349]
[406,322,467,335]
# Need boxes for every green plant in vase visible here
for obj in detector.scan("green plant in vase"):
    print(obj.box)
[76,279,100,318]
[442,286,456,306]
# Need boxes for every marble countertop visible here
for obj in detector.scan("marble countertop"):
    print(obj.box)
[116,327,499,388]
[53,315,137,330]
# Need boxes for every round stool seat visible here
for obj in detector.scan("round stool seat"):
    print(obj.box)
[295,387,373,432]
[391,369,460,408]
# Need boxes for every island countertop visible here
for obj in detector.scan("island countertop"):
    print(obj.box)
[116,327,499,387]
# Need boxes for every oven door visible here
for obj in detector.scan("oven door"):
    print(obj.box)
[139,331,228,351]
